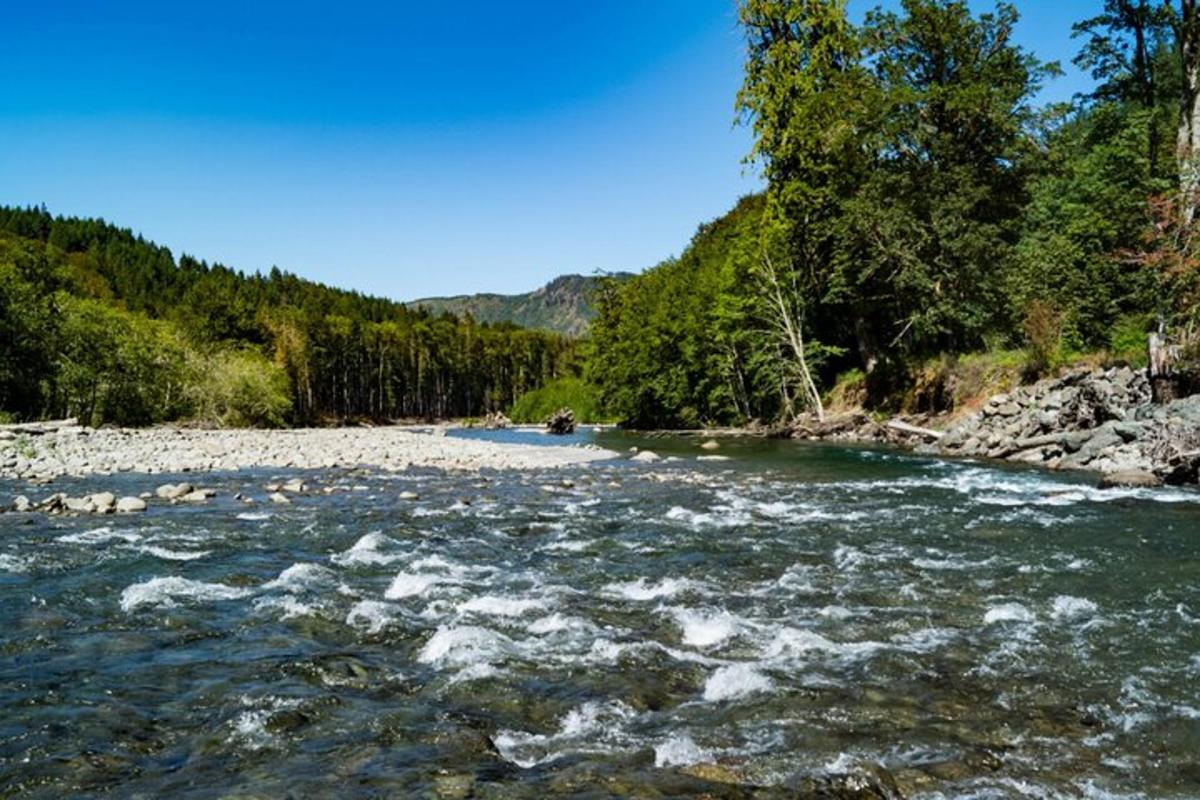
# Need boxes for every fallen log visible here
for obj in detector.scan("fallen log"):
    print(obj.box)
[0,418,79,435]
[886,420,944,441]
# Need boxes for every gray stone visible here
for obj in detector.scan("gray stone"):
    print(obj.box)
[1099,470,1163,489]
[88,492,116,513]
[268,492,291,504]
[630,450,661,463]
[282,478,307,493]
[12,495,31,512]
[64,496,94,513]
[398,491,419,501]
[179,489,215,503]
[155,482,193,500]
[116,496,147,513]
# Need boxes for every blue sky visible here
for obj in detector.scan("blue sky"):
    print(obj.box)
[1,1,1101,300]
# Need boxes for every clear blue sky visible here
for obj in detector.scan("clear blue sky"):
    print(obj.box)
[0,1,1101,300]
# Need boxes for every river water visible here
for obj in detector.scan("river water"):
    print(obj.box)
[2,431,1199,798]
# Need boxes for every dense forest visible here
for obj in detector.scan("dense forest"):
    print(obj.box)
[0,208,577,426]
[589,0,1200,428]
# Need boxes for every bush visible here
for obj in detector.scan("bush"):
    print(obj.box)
[509,378,610,424]
[1022,300,1067,377]
[1108,314,1153,367]
[188,348,292,428]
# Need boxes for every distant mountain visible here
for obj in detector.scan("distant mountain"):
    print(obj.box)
[408,273,632,336]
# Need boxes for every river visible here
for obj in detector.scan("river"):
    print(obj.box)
[2,431,1198,798]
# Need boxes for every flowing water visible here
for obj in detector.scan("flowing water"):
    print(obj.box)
[2,432,1200,798]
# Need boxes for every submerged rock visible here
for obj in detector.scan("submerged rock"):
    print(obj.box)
[1099,470,1163,489]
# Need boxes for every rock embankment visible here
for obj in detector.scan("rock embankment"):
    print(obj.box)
[0,425,616,481]
[928,366,1200,484]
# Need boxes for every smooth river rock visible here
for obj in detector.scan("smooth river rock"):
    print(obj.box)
[116,497,148,513]
[1099,470,1163,489]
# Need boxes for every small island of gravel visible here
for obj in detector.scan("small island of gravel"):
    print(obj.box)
[0,423,616,482]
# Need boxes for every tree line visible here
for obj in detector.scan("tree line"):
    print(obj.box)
[588,0,1200,428]
[0,207,578,426]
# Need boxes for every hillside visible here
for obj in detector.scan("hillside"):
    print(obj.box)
[409,273,631,336]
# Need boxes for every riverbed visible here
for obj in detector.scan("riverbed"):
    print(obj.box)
[2,434,1198,797]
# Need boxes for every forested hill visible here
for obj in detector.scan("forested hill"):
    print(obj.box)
[0,206,577,426]
[409,273,631,336]
[589,0,1200,429]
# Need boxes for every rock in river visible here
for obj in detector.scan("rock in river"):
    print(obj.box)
[1099,470,1163,489]
[116,496,148,513]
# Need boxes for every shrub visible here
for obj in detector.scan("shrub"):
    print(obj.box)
[1108,314,1153,367]
[509,378,610,424]
[1022,300,1066,377]
[188,348,292,428]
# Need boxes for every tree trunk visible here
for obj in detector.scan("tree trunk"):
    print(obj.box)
[1149,330,1181,403]
[1180,0,1200,222]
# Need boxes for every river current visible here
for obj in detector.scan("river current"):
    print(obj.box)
[2,432,1199,798]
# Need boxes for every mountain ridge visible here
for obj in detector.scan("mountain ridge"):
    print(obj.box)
[408,272,632,336]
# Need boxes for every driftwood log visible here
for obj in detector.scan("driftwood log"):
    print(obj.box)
[886,420,943,441]
[0,418,79,436]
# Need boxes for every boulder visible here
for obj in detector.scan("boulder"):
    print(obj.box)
[64,496,94,513]
[1099,470,1163,489]
[545,407,577,435]
[179,489,215,503]
[268,492,291,504]
[630,450,661,463]
[116,496,147,513]
[155,483,193,500]
[12,495,31,512]
[282,478,307,493]
[699,440,721,450]
[88,492,116,513]
[398,491,419,501]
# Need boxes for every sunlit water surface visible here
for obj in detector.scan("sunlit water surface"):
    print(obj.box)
[2,433,1199,798]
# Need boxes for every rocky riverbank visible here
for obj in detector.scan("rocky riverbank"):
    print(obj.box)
[786,365,1200,486]
[0,424,616,482]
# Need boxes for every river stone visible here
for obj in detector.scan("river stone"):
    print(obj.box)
[64,496,94,513]
[155,482,193,500]
[398,491,419,501]
[12,495,31,512]
[282,478,307,493]
[699,440,720,450]
[1099,470,1163,489]
[88,492,116,513]
[268,492,291,504]
[116,496,147,513]
[179,489,215,503]
[630,450,661,463]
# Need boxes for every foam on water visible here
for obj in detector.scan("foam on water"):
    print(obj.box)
[264,562,338,592]
[984,603,1036,625]
[58,527,141,545]
[346,600,397,634]
[654,733,711,767]
[0,553,29,573]
[1052,595,1099,622]
[418,625,512,672]
[457,594,546,618]
[120,576,253,612]
[670,607,740,648]
[331,531,403,566]
[603,577,699,601]
[386,571,453,599]
[136,545,211,561]
[493,701,638,768]
[704,663,773,702]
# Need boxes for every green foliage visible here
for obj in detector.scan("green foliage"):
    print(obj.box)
[509,378,609,424]
[0,214,578,427]
[189,348,292,428]
[1109,313,1154,364]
